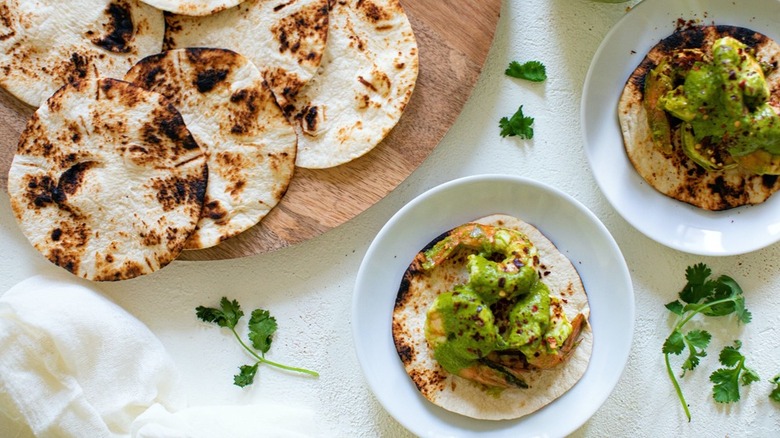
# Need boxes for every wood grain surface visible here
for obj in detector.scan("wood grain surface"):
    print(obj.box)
[0,0,502,261]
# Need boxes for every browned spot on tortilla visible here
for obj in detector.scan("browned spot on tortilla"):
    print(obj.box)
[202,199,228,221]
[45,221,90,275]
[153,173,207,212]
[90,1,135,53]
[195,68,229,93]
[270,1,329,67]
[264,66,306,112]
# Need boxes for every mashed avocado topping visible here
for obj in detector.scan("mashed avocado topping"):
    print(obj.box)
[423,229,573,377]
[647,36,780,173]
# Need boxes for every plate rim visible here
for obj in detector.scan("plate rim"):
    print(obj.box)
[581,0,780,256]
[351,174,635,437]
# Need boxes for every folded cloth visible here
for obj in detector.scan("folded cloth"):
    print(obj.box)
[0,272,321,438]
[132,404,318,438]
[0,272,186,437]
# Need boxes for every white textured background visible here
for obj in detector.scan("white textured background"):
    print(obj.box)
[2,0,780,436]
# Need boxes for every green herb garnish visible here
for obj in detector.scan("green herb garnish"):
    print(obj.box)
[709,340,760,404]
[769,374,780,402]
[662,263,751,421]
[499,105,534,139]
[196,297,319,387]
[505,60,547,82]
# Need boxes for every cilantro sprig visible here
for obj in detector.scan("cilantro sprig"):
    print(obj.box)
[196,297,319,387]
[499,105,534,139]
[770,375,780,402]
[709,341,759,404]
[662,263,751,421]
[505,60,547,82]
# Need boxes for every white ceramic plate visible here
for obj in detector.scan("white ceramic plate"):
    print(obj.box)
[582,0,780,256]
[352,175,634,437]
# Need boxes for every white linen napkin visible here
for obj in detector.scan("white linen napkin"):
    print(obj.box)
[0,273,318,438]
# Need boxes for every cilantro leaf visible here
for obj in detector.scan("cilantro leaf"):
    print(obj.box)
[770,375,780,402]
[741,367,760,386]
[679,263,714,304]
[665,300,684,316]
[196,298,318,388]
[505,60,547,82]
[662,330,685,355]
[709,341,758,404]
[681,330,711,373]
[718,341,744,367]
[710,368,740,403]
[195,297,243,329]
[248,309,277,354]
[234,363,259,388]
[499,106,534,139]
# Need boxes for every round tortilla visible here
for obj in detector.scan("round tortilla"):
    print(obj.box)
[7,78,207,281]
[163,0,330,112]
[288,0,418,168]
[392,214,593,421]
[124,48,297,250]
[138,0,246,16]
[0,0,164,108]
[618,25,780,211]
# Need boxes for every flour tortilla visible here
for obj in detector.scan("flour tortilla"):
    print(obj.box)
[125,48,297,249]
[139,0,246,16]
[618,25,780,211]
[392,214,592,420]
[7,78,207,281]
[163,0,329,112]
[288,0,418,168]
[0,0,164,108]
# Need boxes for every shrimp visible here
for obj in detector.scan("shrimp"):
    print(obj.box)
[424,286,499,373]
[422,223,540,303]
[525,312,586,370]
[452,313,587,389]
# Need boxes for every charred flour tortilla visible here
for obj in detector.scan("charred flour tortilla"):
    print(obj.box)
[125,48,297,250]
[0,0,164,108]
[618,25,780,210]
[138,0,246,16]
[288,0,418,168]
[163,0,329,112]
[392,214,592,421]
[7,78,207,281]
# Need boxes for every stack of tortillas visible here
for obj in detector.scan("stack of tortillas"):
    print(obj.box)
[2,0,418,280]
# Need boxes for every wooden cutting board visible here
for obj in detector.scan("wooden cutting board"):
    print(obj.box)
[0,0,501,261]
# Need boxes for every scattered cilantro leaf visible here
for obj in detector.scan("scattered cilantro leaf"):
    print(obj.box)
[248,309,277,354]
[196,297,243,329]
[505,60,547,82]
[197,297,319,387]
[662,263,750,421]
[770,375,780,402]
[499,106,534,139]
[710,341,759,404]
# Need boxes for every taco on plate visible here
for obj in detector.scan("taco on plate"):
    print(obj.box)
[392,214,592,420]
[618,25,780,210]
